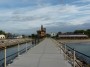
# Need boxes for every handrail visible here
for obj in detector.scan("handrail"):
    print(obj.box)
[66,45,90,58]
[0,39,42,67]
[66,44,90,65]
[0,45,31,67]
[58,42,90,67]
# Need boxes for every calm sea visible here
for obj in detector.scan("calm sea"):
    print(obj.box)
[0,42,32,67]
[67,42,90,56]
[67,42,90,64]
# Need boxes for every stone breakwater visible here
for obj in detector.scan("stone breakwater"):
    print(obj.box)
[0,38,32,48]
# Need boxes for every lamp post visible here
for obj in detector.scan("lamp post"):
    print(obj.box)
[4,47,6,67]
[18,44,20,57]
[73,49,76,67]
[26,42,27,52]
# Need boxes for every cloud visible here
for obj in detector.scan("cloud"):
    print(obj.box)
[73,0,90,4]
[79,0,90,2]
[0,1,90,34]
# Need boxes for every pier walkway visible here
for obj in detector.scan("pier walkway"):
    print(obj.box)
[8,38,71,67]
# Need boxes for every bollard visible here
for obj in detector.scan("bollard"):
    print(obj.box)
[26,43,27,52]
[73,49,76,67]
[4,47,6,67]
[18,44,20,57]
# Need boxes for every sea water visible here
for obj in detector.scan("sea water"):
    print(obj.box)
[67,42,90,64]
[0,42,32,67]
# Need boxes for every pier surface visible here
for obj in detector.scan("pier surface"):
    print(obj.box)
[8,38,71,67]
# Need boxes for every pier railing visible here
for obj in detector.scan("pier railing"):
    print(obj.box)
[58,42,90,67]
[0,39,41,67]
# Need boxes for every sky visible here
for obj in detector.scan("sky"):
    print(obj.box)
[0,0,90,34]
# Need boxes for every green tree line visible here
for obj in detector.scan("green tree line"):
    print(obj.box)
[0,30,6,35]
[74,29,90,37]
[57,29,90,38]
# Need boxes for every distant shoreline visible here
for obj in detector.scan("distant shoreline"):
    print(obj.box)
[57,39,90,43]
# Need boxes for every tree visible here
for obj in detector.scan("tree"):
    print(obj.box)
[0,30,6,35]
[74,30,85,34]
[22,35,26,38]
[85,29,90,37]
[31,34,38,39]
[28,35,31,38]
[46,34,51,37]
[6,33,14,38]
[57,32,62,35]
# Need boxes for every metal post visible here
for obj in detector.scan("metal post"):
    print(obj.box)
[18,44,20,57]
[73,49,76,67]
[4,47,6,67]
[60,45,62,54]
[64,44,67,60]
[26,43,27,52]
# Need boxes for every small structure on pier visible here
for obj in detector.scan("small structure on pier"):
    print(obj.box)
[37,25,46,38]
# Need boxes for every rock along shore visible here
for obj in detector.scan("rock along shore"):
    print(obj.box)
[0,38,32,48]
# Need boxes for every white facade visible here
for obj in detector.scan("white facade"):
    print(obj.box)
[15,36,23,39]
[0,35,5,39]
[50,33,57,37]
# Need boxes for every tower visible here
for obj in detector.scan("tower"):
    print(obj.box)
[41,25,43,31]
[37,25,46,38]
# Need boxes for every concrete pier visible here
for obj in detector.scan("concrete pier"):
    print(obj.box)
[7,38,71,67]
